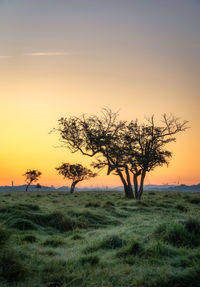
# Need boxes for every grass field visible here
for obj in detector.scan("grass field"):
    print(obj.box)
[0,189,200,287]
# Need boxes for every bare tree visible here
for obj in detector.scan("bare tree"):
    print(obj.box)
[55,163,97,193]
[54,109,188,199]
[23,169,42,191]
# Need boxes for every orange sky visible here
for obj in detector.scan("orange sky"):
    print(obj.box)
[0,1,199,187]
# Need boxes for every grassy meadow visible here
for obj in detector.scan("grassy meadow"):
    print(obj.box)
[0,189,200,287]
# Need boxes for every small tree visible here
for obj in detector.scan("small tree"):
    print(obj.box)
[55,163,97,193]
[23,169,42,191]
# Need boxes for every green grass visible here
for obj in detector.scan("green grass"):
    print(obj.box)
[0,189,200,286]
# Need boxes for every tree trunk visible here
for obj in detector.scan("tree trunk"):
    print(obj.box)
[70,180,80,193]
[117,169,134,198]
[26,183,30,191]
[136,170,146,200]
[70,182,75,193]
[124,184,134,198]
[133,174,138,198]
[125,166,134,198]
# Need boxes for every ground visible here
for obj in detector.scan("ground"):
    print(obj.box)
[0,189,200,287]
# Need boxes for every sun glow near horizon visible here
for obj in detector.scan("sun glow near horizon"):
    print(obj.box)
[0,0,199,187]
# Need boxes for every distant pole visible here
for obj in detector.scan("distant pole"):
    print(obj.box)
[11,180,14,187]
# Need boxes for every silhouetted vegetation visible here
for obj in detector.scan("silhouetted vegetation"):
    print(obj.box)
[56,163,96,193]
[55,108,188,199]
[23,169,42,191]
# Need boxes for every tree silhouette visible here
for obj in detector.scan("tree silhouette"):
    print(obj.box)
[123,114,188,199]
[55,109,188,199]
[55,163,97,193]
[23,169,42,191]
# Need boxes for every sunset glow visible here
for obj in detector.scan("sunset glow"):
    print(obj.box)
[0,0,199,187]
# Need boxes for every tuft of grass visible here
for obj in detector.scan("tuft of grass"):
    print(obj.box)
[6,209,86,232]
[40,250,59,257]
[144,241,177,258]
[183,217,200,235]
[103,201,115,208]
[42,260,80,287]
[71,233,83,240]
[85,202,100,208]
[100,234,125,249]
[84,234,126,254]
[154,217,200,247]
[0,249,28,282]
[0,225,29,282]
[45,211,87,231]
[16,203,40,211]
[0,225,9,247]
[8,218,37,230]
[42,236,65,247]
[175,204,188,212]
[171,256,193,267]
[117,238,143,258]
[68,209,121,228]
[186,197,200,204]
[79,254,100,265]
[22,234,37,243]
[134,267,200,287]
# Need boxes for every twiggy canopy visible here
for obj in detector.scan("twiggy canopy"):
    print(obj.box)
[23,169,42,191]
[55,163,96,193]
[55,109,188,199]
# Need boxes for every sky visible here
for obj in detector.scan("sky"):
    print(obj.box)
[0,0,199,187]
